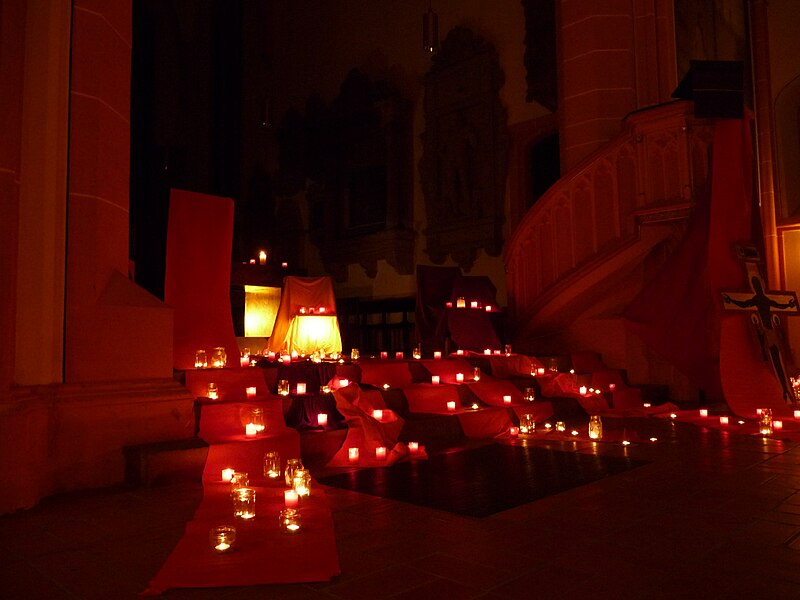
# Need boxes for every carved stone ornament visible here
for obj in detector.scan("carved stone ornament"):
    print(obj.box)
[419,27,510,271]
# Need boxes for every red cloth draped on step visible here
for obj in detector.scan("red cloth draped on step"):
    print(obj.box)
[325,384,415,467]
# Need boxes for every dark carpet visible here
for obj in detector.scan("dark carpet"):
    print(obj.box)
[318,443,650,517]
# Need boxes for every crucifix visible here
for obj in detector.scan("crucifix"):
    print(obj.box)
[721,248,799,403]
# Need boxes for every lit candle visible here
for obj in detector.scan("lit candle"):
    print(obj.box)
[794,410,800,419]
[609,383,616,391]
[456,297,466,308]
[699,409,708,417]
[509,426,519,437]
[221,468,235,482]
[259,250,267,264]
[537,367,545,376]
[643,403,651,408]
[339,378,350,388]
[249,259,256,264]
[296,382,306,395]
[483,349,491,355]
[485,305,492,312]
[245,423,258,436]
[240,355,250,368]
[408,441,419,454]
[317,413,328,427]
[318,306,326,313]
[470,301,478,309]
[268,351,276,360]
[279,508,301,533]
[774,420,784,430]
[209,526,236,554]
[284,489,299,508]
[246,386,256,399]
[382,383,390,390]
[434,351,442,359]
[720,416,729,425]
[348,447,359,463]
[372,409,383,421]
[207,383,218,400]
[456,373,464,382]
[447,401,456,412]
[579,386,587,395]
[281,261,288,268]
[396,351,404,360]
[503,395,512,405]
[493,350,501,355]
[290,350,298,360]
[381,351,388,360]
[446,302,453,308]
[375,446,387,460]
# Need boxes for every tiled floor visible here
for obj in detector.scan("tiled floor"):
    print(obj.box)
[3,418,800,599]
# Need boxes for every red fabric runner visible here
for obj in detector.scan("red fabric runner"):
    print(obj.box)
[145,396,340,594]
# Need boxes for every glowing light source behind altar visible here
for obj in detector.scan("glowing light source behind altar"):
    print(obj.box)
[287,315,342,356]
[244,285,281,337]
[423,2,439,54]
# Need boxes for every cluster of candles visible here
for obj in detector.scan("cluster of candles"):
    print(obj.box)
[697,407,791,433]
[445,297,495,312]
[243,250,288,269]
[297,306,328,315]
[213,454,309,551]
[346,441,421,464]
[194,347,228,369]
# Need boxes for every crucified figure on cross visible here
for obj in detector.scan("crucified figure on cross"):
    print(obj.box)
[722,263,799,403]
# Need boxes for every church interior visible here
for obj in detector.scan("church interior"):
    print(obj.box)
[4,0,800,596]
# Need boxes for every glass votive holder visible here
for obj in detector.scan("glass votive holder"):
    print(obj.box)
[209,525,236,554]
[279,508,301,533]
[292,468,311,498]
[230,472,249,495]
[348,447,359,463]
[263,451,281,479]
[194,350,208,368]
[519,414,535,434]
[505,344,512,355]
[473,367,481,381]
[759,408,774,435]
[523,387,535,402]
[207,383,218,400]
[211,346,227,368]
[285,458,303,486]
[556,421,566,432]
[547,358,559,373]
[588,415,603,440]
[351,348,360,361]
[249,407,265,432]
[278,379,290,396]
[232,487,256,520]
[413,346,422,359]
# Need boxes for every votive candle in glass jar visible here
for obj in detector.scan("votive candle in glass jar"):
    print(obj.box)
[194,350,208,369]
[759,408,774,436]
[588,415,603,440]
[263,451,280,479]
[519,414,535,435]
[292,468,311,497]
[278,379,290,396]
[207,383,218,400]
[375,446,387,460]
[348,447,359,463]
[229,472,249,494]
[556,421,566,432]
[351,348,360,361]
[473,367,481,381]
[211,346,227,368]
[209,525,236,554]
[279,508,301,533]
[456,373,464,383]
[285,458,303,486]
[249,407,265,432]
[232,487,256,520]
[523,387,535,402]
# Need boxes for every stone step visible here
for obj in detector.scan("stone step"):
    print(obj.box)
[123,438,208,487]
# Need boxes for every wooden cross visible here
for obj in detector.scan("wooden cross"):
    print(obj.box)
[722,251,799,402]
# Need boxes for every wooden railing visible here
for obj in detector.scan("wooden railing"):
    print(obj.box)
[504,101,715,331]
